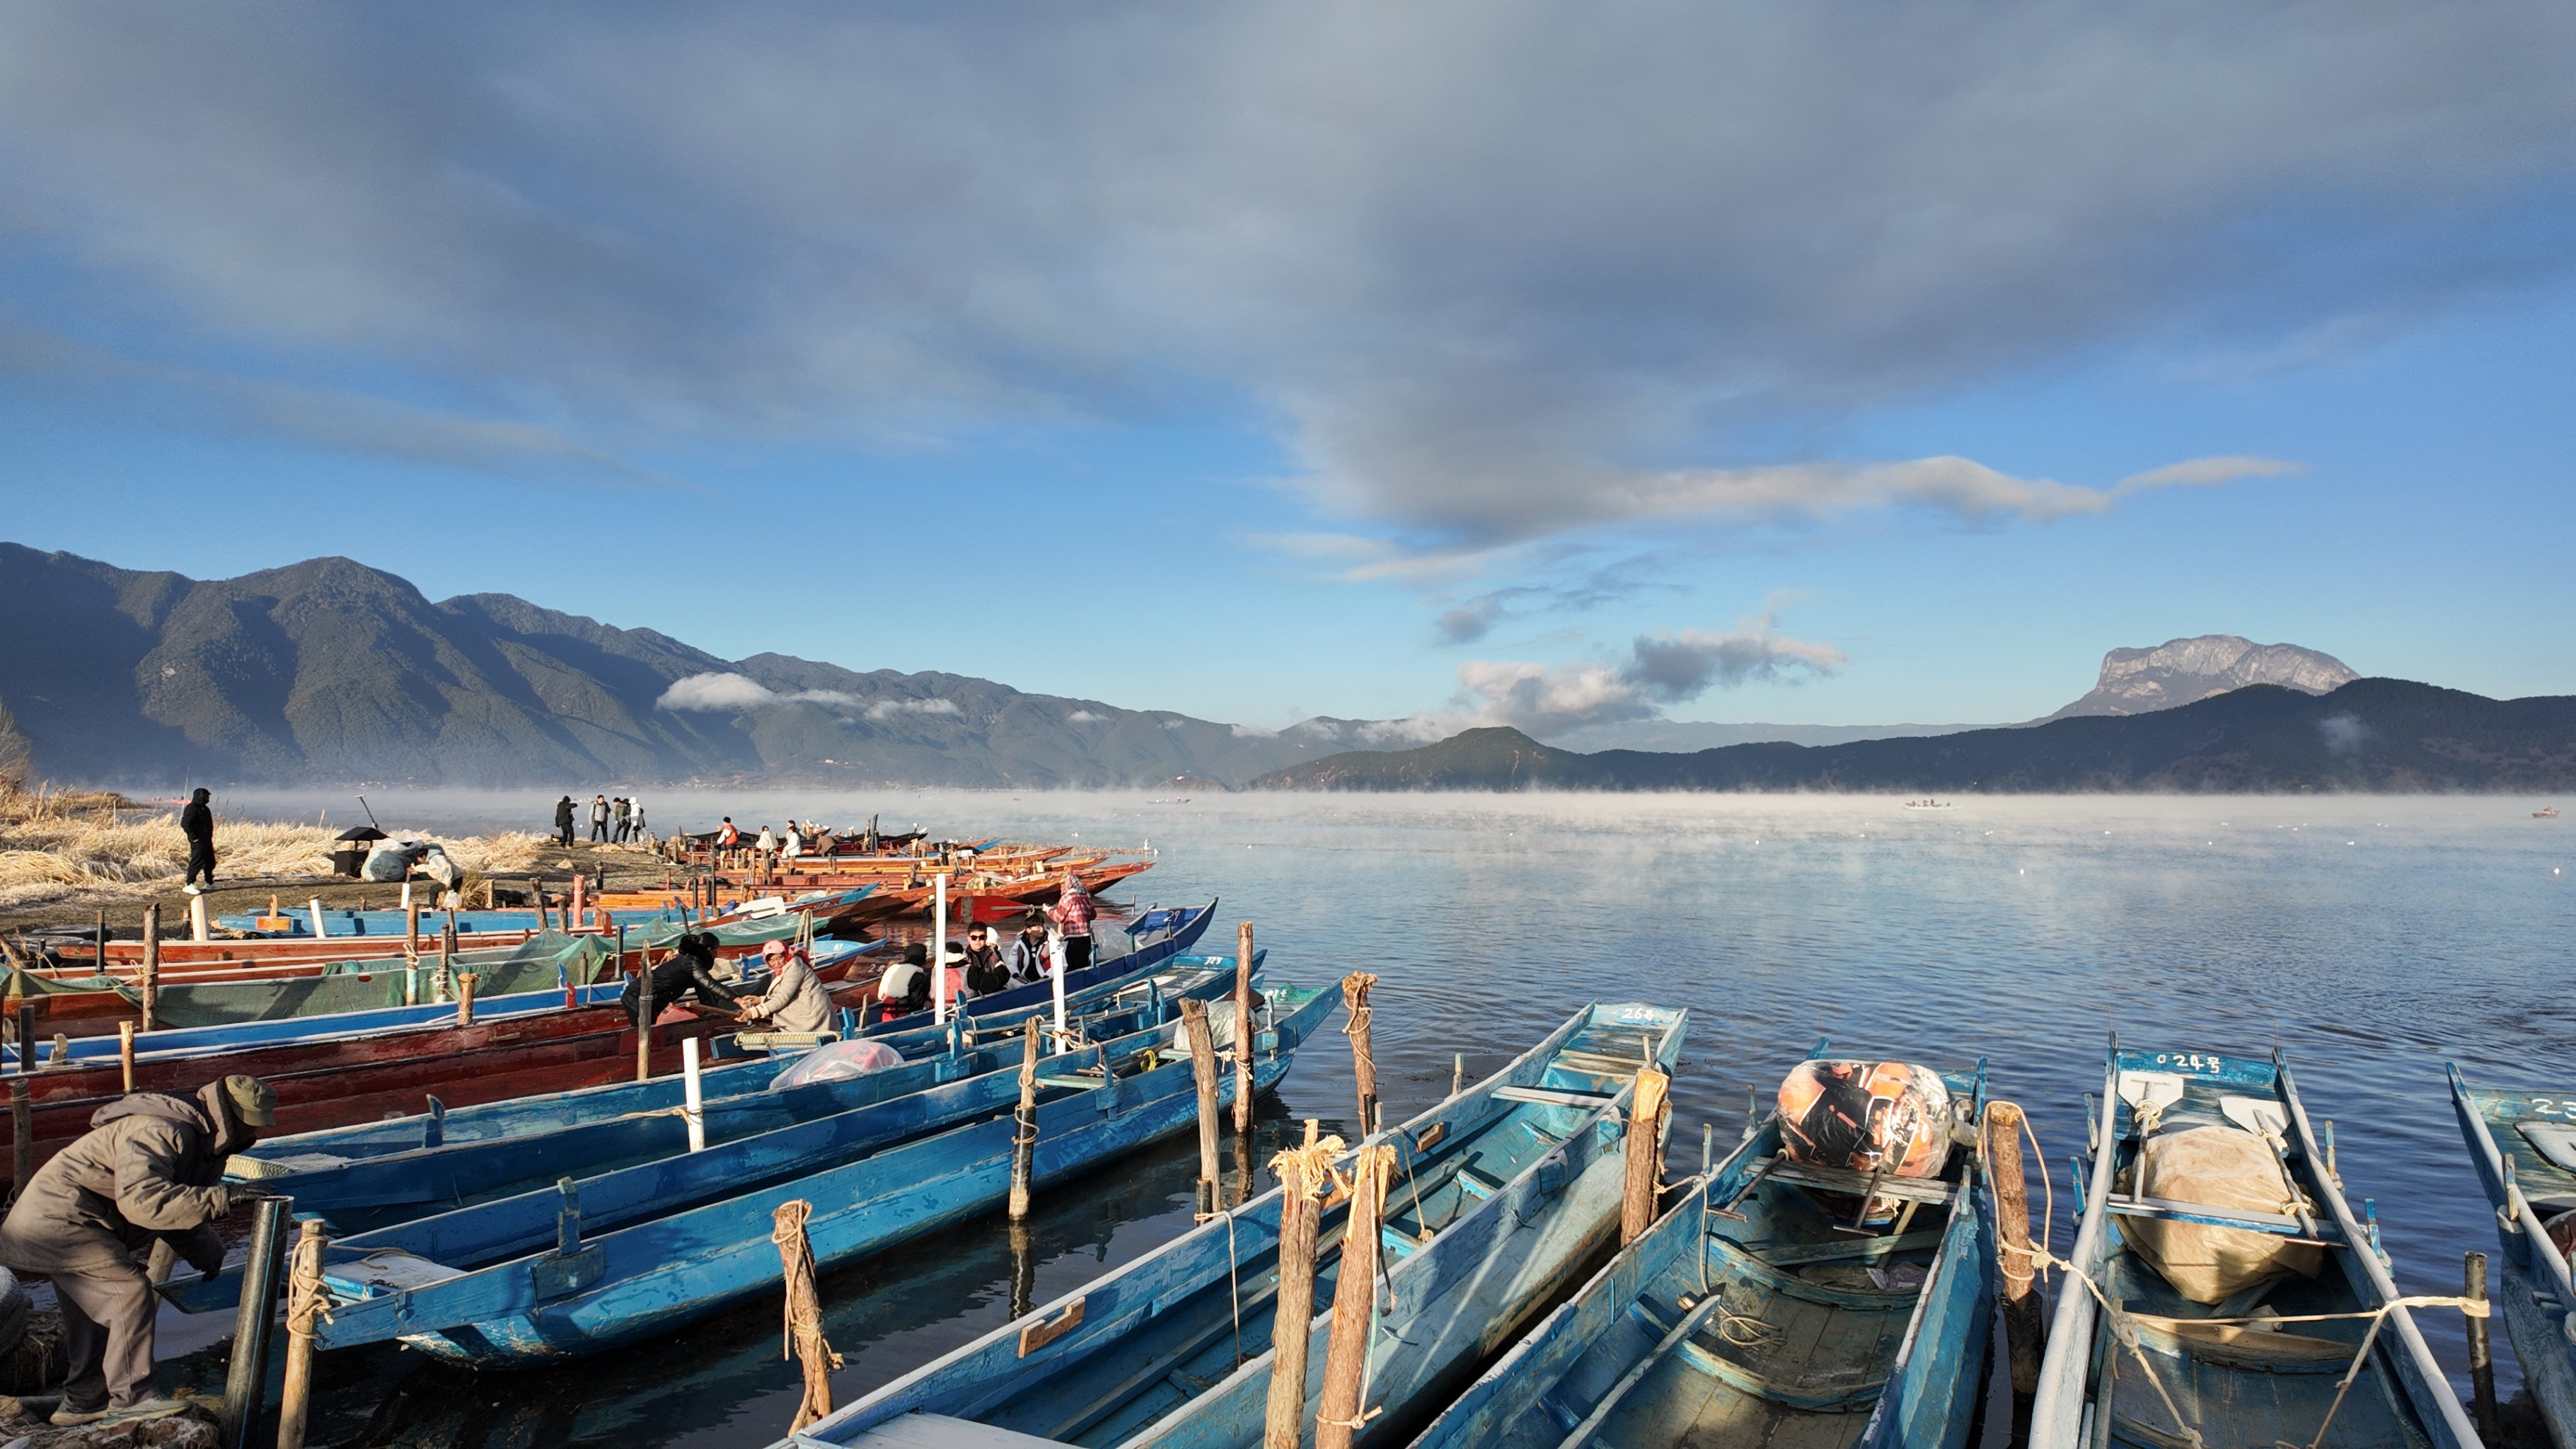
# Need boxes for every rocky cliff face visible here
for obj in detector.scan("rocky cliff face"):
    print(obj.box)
[2047,635,2357,720]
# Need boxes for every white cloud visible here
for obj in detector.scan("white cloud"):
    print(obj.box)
[1391,609,1847,737]
[1230,722,1278,737]
[657,673,778,711]
[1067,710,1104,722]
[863,698,961,720]
[0,4,2551,553]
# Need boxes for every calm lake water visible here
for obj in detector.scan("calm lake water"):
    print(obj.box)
[191,789,2574,1447]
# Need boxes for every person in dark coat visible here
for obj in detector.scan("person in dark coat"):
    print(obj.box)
[0,1076,273,1426]
[623,933,746,1026]
[553,796,577,848]
[178,788,216,894]
[961,925,1010,997]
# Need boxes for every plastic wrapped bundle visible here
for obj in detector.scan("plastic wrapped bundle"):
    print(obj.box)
[770,1038,907,1089]
[2120,1125,2323,1304]
[1777,1058,1955,1178]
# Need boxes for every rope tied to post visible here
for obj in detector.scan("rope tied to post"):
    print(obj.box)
[771,1199,845,1433]
[284,1228,333,1343]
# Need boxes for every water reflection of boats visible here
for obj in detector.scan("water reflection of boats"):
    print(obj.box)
[1902,799,1954,809]
[2538,806,2560,819]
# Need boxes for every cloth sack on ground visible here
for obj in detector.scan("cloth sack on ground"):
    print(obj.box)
[2118,1124,2324,1304]
[1777,1059,1955,1178]
[770,1039,906,1089]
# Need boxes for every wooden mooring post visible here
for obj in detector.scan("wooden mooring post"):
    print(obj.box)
[1621,1063,1670,1246]
[118,1022,135,1094]
[633,927,653,1083]
[1233,922,1255,1134]
[1985,1101,2044,1426]
[1010,1015,1042,1221]
[1181,999,1221,1216]
[772,1199,844,1434]
[1264,1121,1332,1449]
[220,1194,291,1449]
[2466,1251,2497,1439]
[139,904,159,1032]
[456,973,478,1027]
[1341,973,1379,1135]
[9,1078,29,1205]
[277,1218,327,1449]
[1315,1142,1396,1449]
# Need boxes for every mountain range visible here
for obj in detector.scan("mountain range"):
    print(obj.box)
[2,543,2539,792]
[0,544,1348,787]
[1252,679,2576,792]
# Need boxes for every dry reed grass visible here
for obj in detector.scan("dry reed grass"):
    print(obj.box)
[0,776,553,911]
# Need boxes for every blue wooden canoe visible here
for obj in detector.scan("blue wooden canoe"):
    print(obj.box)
[2450,1066,2576,1449]
[0,936,870,1068]
[229,947,1251,1174]
[2032,1044,2478,1449]
[229,957,1259,1226]
[1411,1044,1994,1449]
[304,978,1341,1363]
[790,1000,1687,1449]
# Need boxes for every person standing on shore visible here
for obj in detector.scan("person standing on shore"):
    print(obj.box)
[612,797,632,843]
[589,795,610,842]
[629,797,647,842]
[1048,872,1096,976]
[553,796,576,846]
[178,788,216,895]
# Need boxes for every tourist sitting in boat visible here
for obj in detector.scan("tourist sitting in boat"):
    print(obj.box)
[961,925,1010,996]
[754,824,778,858]
[874,942,932,1022]
[1008,918,1052,985]
[0,1076,276,1427]
[716,817,739,848]
[739,940,833,1035]
[782,823,803,859]
[625,932,745,1025]
[939,939,973,1000]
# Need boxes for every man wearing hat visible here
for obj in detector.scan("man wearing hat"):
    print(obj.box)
[0,1075,275,1426]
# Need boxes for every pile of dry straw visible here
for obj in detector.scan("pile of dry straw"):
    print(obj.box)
[0,776,549,911]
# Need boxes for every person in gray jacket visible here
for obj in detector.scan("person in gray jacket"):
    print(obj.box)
[0,1076,274,1426]
[739,940,833,1035]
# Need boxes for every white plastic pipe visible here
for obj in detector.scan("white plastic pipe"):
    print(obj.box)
[309,899,327,939]
[1049,931,1068,1046]
[932,873,949,1023]
[400,882,412,913]
[188,892,210,944]
[682,1037,706,1153]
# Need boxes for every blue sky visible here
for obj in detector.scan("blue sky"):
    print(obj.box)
[2,3,2570,733]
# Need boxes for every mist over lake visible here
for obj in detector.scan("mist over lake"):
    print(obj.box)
[191,787,2571,1445]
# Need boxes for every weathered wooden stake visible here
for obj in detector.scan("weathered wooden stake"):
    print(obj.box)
[1009,1219,1036,1320]
[1233,922,1255,1134]
[404,896,420,959]
[8,1078,29,1204]
[277,1218,327,1449]
[221,1194,291,1449]
[1010,1015,1043,1220]
[1182,998,1221,1215]
[118,1021,136,1093]
[1985,1101,2045,1417]
[456,972,478,1026]
[1341,973,1380,1135]
[630,925,651,1083]
[1263,1122,1329,1449]
[772,1199,843,1433]
[2466,1251,2497,1439]
[139,904,160,1032]
[1621,1063,1670,1246]
[1316,1143,1396,1449]
[94,909,107,969]
[1452,1053,1465,1097]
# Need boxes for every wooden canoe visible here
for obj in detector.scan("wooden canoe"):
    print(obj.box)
[2451,1066,2576,1449]
[792,1001,1687,1449]
[301,981,1344,1363]
[1413,1044,1994,1449]
[2032,1045,2478,1449]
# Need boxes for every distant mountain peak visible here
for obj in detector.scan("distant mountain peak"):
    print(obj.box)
[2047,635,2357,720]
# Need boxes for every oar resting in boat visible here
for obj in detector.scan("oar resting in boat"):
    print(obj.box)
[2033,1043,2479,1449]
